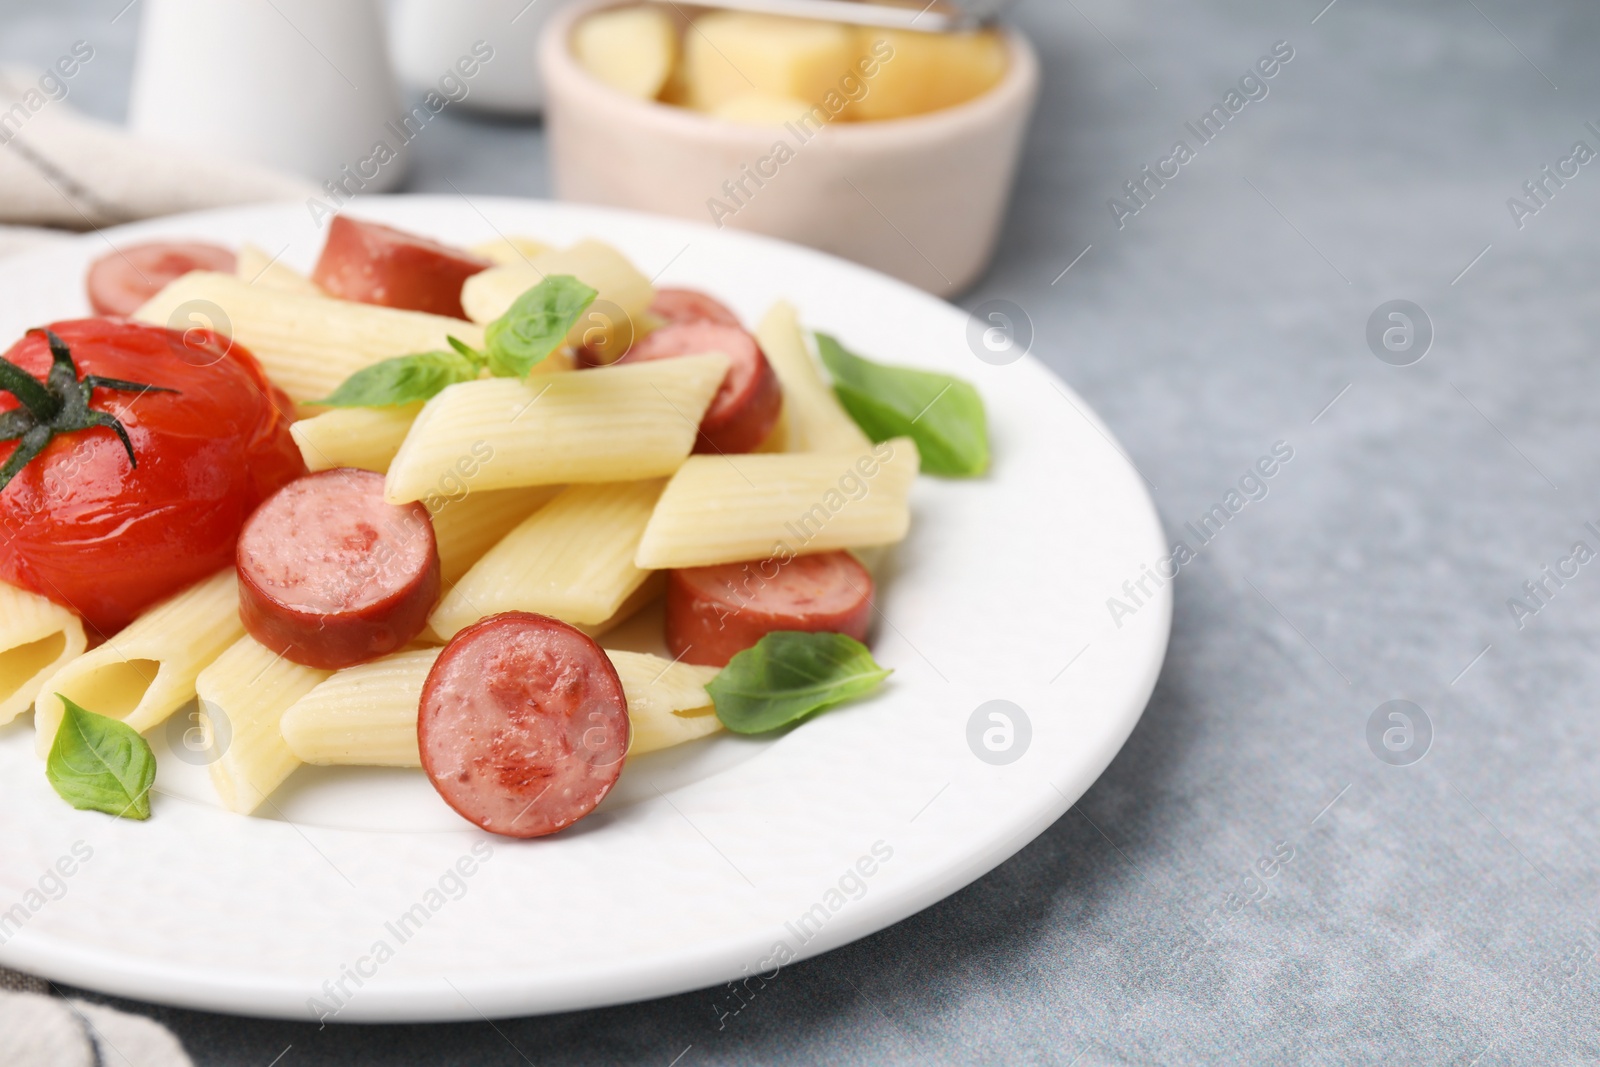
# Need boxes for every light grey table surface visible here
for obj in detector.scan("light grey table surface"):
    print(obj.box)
[5,1,1600,1063]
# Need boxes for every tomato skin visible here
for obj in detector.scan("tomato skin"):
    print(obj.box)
[0,319,306,635]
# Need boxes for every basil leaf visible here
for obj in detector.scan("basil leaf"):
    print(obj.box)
[315,347,481,407]
[446,335,483,361]
[815,333,989,477]
[313,278,597,404]
[46,695,156,820]
[707,632,892,735]
[484,275,598,378]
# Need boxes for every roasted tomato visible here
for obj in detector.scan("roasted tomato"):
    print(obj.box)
[0,319,305,635]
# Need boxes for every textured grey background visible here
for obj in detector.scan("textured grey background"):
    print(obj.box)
[5,0,1600,1063]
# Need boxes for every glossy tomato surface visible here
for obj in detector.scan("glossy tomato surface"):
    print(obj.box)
[0,319,305,634]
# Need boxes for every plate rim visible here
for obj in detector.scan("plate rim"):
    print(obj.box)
[0,194,1173,1020]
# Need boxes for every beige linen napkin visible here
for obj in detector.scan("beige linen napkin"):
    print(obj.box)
[0,967,193,1066]
[0,65,316,231]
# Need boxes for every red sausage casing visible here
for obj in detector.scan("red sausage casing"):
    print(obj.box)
[619,321,781,454]
[86,241,236,317]
[237,468,440,669]
[649,288,741,328]
[419,612,630,838]
[666,551,874,667]
[576,288,744,367]
[311,216,490,320]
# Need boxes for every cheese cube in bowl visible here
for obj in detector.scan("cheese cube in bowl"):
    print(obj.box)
[540,0,1040,294]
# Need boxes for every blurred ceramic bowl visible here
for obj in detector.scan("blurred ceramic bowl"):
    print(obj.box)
[538,0,1040,294]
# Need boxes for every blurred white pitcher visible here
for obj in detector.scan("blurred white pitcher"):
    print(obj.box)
[129,0,408,192]
[390,0,576,116]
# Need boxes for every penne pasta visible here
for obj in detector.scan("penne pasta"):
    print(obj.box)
[461,240,655,352]
[635,437,919,569]
[6,214,954,834]
[196,636,331,814]
[130,271,487,403]
[279,648,441,768]
[0,581,87,726]
[33,569,243,756]
[291,403,421,473]
[278,646,719,767]
[574,571,665,639]
[755,301,873,454]
[431,480,665,638]
[753,402,792,454]
[429,484,564,585]
[469,235,554,266]
[383,353,729,504]
[289,350,575,475]
[606,650,723,755]
[236,242,323,295]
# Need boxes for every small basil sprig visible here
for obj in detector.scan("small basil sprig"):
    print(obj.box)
[483,275,597,378]
[815,333,989,478]
[46,695,157,820]
[707,632,892,735]
[314,275,598,407]
[316,344,480,408]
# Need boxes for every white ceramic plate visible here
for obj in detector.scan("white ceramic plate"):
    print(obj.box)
[0,197,1170,1021]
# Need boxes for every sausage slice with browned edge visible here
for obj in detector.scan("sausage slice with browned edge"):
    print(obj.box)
[619,320,782,454]
[237,468,440,670]
[311,216,490,319]
[649,288,741,328]
[419,612,630,838]
[666,551,874,667]
[86,241,236,317]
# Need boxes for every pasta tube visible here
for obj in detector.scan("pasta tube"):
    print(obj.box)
[635,438,918,569]
[574,572,665,639]
[236,243,323,295]
[290,338,575,475]
[469,235,553,266]
[279,648,439,768]
[130,271,487,403]
[429,484,564,585]
[607,650,723,755]
[196,636,331,814]
[755,301,872,453]
[278,647,720,766]
[291,403,421,473]
[461,239,654,337]
[430,480,665,638]
[0,582,87,726]
[383,353,729,504]
[33,570,243,756]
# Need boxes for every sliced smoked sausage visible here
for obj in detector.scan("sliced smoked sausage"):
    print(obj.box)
[237,468,440,669]
[311,216,490,320]
[649,288,741,328]
[419,612,630,838]
[666,551,874,667]
[86,241,236,317]
[576,288,742,367]
[619,321,781,454]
